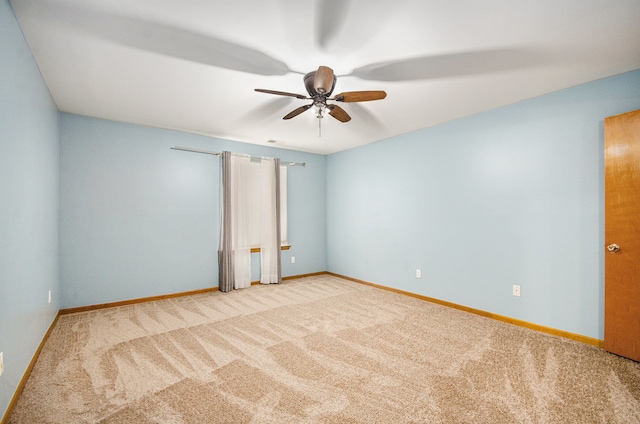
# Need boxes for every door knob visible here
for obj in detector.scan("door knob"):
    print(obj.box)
[607,243,620,253]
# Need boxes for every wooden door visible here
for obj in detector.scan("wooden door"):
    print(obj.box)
[604,109,640,361]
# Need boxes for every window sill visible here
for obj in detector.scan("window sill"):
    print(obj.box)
[250,245,291,253]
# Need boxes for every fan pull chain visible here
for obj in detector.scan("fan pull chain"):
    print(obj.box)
[318,116,322,137]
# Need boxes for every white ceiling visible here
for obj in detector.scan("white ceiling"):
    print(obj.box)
[10,0,640,155]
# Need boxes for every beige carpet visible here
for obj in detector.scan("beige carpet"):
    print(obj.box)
[8,275,640,423]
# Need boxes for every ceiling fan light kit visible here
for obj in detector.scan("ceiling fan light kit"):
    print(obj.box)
[255,65,386,136]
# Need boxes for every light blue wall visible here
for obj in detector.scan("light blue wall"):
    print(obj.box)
[60,114,326,308]
[327,70,640,340]
[0,0,60,419]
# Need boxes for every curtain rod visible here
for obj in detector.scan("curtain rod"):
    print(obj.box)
[171,146,306,167]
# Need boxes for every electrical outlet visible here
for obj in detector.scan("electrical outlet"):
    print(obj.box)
[416,269,422,278]
[48,290,52,304]
[513,285,521,297]
[291,256,295,264]
[0,352,4,377]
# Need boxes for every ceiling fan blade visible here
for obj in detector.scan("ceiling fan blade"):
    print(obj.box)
[255,89,308,99]
[33,3,294,76]
[283,104,313,120]
[313,0,394,55]
[349,49,544,81]
[314,66,335,94]
[327,105,351,122]
[315,0,351,50]
[333,91,387,102]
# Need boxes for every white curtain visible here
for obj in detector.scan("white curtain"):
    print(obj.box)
[220,153,282,290]
[259,157,279,284]
[230,153,252,289]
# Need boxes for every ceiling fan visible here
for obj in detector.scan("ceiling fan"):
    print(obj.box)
[255,66,386,126]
